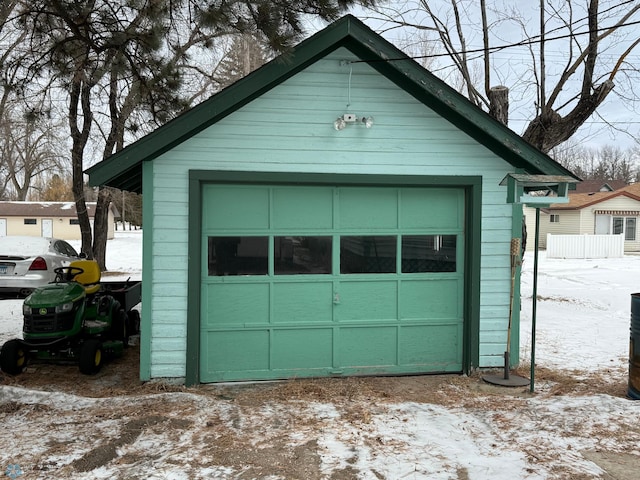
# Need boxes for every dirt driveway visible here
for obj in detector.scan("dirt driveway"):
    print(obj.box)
[1,346,640,479]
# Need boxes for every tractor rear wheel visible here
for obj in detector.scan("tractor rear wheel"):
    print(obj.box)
[112,308,129,348]
[79,339,103,375]
[127,309,141,336]
[0,339,28,375]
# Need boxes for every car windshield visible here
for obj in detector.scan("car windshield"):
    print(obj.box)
[54,240,79,257]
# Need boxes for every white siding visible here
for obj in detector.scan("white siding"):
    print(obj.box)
[523,207,581,250]
[582,196,640,252]
[526,196,640,253]
[149,48,521,377]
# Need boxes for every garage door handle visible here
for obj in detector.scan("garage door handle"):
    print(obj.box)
[333,293,340,305]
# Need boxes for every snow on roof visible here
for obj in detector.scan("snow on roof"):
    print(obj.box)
[0,201,108,217]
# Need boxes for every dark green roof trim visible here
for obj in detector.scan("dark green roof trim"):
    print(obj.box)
[87,15,577,193]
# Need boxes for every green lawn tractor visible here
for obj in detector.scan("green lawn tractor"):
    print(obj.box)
[0,259,141,375]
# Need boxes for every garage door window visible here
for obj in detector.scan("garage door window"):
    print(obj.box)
[274,236,332,274]
[402,235,456,273]
[209,234,457,276]
[340,236,397,274]
[208,237,268,276]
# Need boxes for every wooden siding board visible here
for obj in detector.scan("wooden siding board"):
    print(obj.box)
[479,279,510,295]
[148,306,186,318]
[480,331,509,344]
[481,242,514,256]
[153,323,188,337]
[151,363,186,378]
[479,268,514,281]
[151,337,185,352]
[147,49,518,376]
[152,256,188,270]
[480,305,510,318]
[480,353,508,365]
[170,136,486,157]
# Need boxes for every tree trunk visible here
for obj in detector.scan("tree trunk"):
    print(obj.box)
[488,85,509,126]
[69,78,94,258]
[523,79,614,153]
[92,187,112,271]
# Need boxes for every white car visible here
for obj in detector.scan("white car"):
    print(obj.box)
[0,236,81,296]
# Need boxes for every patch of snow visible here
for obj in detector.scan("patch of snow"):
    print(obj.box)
[2,236,640,479]
[0,236,51,256]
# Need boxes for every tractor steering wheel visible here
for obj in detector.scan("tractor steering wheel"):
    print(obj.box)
[53,266,85,283]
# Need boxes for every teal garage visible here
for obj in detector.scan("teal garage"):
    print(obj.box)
[87,16,577,384]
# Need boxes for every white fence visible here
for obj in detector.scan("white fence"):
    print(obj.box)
[546,234,624,259]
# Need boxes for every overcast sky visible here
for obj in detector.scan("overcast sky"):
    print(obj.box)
[309,1,640,153]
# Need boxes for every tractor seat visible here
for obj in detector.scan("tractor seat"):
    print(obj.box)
[69,260,101,295]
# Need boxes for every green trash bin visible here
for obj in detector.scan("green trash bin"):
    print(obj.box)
[629,293,640,399]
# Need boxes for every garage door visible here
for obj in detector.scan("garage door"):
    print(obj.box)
[200,184,465,382]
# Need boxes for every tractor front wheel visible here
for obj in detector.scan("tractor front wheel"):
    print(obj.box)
[79,339,103,375]
[0,339,28,375]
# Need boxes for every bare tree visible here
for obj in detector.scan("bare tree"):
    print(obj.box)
[550,141,638,181]
[0,101,65,200]
[0,1,29,199]
[365,0,640,152]
[9,0,376,270]
[111,189,143,229]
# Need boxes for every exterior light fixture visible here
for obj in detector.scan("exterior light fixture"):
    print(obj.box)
[334,116,347,130]
[334,113,374,130]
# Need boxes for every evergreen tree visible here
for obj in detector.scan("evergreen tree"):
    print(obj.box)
[217,34,270,89]
[4,0,375,269]
[40,174,74,202]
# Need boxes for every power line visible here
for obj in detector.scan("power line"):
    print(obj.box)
[351,16,640,63]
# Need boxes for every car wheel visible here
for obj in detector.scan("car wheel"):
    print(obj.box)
[0,339,28,375]
[79,339,103,375]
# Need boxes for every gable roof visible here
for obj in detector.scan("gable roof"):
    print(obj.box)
[549,182,640,210]
[86,15,578,194]
[573,180,628,194]
[0,201,118,217]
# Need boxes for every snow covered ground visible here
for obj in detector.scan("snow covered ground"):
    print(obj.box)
[1,231,640,480]
[520,251,638,374]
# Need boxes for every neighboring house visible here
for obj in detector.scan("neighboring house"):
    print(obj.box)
[0,201,117,240]
[573,180,628,194]
[87,15,578,384]
[524,183,640,251]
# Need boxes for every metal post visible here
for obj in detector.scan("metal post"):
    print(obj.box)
[530,207,541,393]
